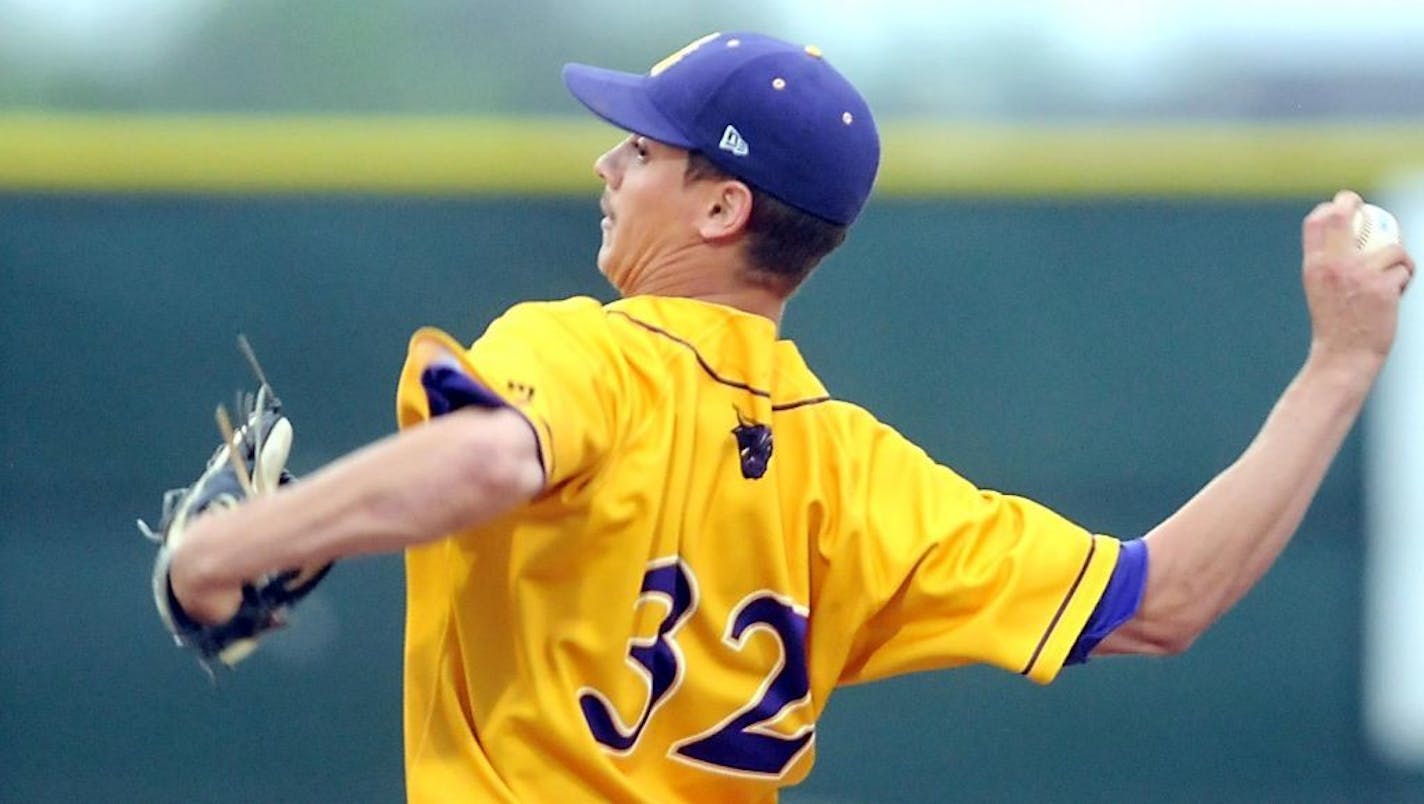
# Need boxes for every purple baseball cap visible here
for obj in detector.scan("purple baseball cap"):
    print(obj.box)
[562,32,880,226]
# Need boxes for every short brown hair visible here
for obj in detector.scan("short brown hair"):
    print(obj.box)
[684,151,848,293]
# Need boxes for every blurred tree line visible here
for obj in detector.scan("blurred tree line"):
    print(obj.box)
[3,0,1423,119]
[0,0,783,114]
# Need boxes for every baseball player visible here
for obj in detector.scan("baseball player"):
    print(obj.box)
[157,31,1414,802]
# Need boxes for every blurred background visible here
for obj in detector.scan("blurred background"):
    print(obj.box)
[4,1,1424,801]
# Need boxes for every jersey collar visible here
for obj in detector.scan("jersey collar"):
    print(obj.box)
[606,295,830,409]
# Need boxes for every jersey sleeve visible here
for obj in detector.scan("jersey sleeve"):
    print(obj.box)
[829,419,1120,686]
[395,299,618,490]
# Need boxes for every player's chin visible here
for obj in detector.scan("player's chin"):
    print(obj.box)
[596,244,613,278]
[596,251,638,294]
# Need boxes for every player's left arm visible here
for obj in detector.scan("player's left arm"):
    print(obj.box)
[169,405,544,624]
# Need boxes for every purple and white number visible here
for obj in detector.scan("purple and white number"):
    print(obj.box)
[580,560,813,778]
[579,559,695,752]
[673,593,813,776]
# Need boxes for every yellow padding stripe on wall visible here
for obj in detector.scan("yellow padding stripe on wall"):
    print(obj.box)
[2,115,1423,196]
[0,116,613,194]
[881,121,1424,197]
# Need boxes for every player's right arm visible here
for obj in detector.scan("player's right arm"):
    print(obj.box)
[169,404,544,624]
[1096,190,1414,656]
[172,298,617,626]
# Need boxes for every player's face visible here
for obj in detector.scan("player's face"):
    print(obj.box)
[593,135,707,293]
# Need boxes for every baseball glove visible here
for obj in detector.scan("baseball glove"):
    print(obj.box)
[139,337,332,671]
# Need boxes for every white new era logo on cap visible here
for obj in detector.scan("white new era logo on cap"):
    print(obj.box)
[719,125,749,157]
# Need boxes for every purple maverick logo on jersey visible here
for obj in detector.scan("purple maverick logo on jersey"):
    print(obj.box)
[732,409,773,479]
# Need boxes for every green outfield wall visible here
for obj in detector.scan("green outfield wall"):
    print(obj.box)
[2,119,1421,803]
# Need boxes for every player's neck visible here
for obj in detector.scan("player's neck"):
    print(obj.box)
[619,255,786,328]
[688,287,785,327]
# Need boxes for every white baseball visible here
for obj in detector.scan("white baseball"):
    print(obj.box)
[1353,203,1402,253]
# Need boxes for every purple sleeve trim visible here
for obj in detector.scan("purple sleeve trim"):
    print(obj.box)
[1064,538,1148,666]
[421,365,508,415]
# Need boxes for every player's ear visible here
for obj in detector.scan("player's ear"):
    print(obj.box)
[698,179,753,241]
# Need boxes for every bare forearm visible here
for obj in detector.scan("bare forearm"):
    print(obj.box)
[1099,190,1414,657]
[172,407,542,605]
[1103,350,1377,654]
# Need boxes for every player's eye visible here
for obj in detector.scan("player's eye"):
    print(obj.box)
[631,136,650,162]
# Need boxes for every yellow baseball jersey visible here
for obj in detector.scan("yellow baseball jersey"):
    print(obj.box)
[395,295,1120,803]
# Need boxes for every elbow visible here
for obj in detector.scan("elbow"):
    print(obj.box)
[1105,616,1201,658]
[1147,622,1201,656]
[363,406,545,545]
[1118,537,1225,656]
[447,408,544,511]
[1122,599,1217,657]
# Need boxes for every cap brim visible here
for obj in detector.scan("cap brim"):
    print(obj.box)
[561,63,694,148]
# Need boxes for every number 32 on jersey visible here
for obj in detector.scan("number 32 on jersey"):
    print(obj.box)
[577,558,814,778]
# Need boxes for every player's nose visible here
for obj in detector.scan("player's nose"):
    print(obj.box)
[594,144,621,188]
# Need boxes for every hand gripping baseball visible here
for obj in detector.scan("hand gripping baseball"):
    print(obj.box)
[139,338,333,672]
[1300,190,1415,364]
